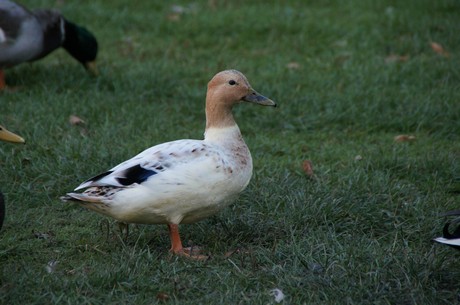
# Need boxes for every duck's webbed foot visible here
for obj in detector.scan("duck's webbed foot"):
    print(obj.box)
[168,224,209,261]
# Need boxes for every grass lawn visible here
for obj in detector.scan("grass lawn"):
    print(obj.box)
[1,0,459,303]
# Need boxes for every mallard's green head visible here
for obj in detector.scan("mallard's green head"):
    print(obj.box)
[62,19,98,75]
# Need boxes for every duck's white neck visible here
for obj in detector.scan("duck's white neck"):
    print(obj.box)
[204,125,243,143]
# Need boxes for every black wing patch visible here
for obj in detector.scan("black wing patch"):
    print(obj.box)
[116,164,157,186]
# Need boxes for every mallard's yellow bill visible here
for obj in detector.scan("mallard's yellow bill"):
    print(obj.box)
[0,125,25,143]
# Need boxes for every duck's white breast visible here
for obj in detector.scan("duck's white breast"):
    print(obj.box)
[101,127,253,224]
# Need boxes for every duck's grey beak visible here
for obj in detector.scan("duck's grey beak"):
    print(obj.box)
[0,126,25,144]
[243,89,276,107]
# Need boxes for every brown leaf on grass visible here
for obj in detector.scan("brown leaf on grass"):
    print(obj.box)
[167,13,181,21]
[156,292,170,301]
[224,249,237,258]
[430,42,449,57]
[302,160,314,177]
[69,115,90,137]
[394,135,416,142]
[183,245,203,256]
[286,62,300,70]
[69,115,85,126]
[385,54,409,64]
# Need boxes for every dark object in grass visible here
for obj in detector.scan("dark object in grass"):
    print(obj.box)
[433,210,460,250]
[0,191,4,230]
[0,124,25,231]
[0,0,98,89]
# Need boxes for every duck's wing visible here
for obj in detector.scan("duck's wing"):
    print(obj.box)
[433,236,460,248]
[24,9,64,61]
[433,218,460,250]
[74,139,224,191]
[0,0,31,44]
[0,1,49,66]
[433,222,460,249]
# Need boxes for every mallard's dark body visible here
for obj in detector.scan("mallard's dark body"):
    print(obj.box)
[0,0,98,72]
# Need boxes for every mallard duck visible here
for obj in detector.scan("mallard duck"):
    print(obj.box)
[0,124,24,230]
[62,70,276,258]
[0,0,98,89]
[434,210,460,250]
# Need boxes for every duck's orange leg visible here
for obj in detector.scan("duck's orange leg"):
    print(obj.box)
[167,224,208,260]
[0,70,5,90]
[168,224,184,254]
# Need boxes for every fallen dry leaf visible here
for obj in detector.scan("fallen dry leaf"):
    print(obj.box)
[167,13,181,21]
[394,134,416,142]
[69,115,89,136]
[385,54,409,64]
[224,249,237,258]
[69,115,85,126]
[430,42,449,57]
[302,160,314,177]
[156,292,170,301]
[184,245,203,255]
[286,62,300,70]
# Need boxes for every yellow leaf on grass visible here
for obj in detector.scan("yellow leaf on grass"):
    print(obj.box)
[430,42,449,57]
[69,115,85,126]
[156,292,169,300]
[385,54,409,64]
[286,62,300,70]
[394,135,416,142]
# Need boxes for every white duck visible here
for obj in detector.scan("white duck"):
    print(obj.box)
[62,70,276,258]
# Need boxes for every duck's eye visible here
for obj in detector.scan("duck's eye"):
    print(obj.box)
[228,80,236,85]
